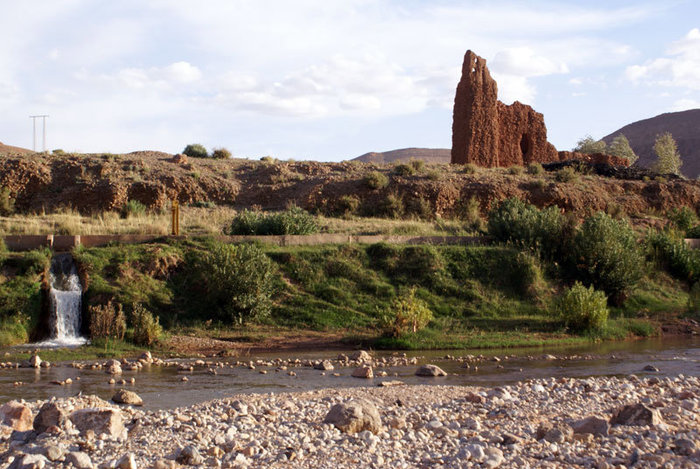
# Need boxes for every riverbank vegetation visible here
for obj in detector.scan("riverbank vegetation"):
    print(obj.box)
[1,198,699,352]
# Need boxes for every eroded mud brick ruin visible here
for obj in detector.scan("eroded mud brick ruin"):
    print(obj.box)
[451,50,562,167]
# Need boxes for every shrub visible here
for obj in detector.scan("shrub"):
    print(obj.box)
[528,179,547,191]
[20,248,51,275]
[510,251,545,299]
[507,165,524,175]
[526,162,544,176]
[0,187,15,216]
[89,301,126,341]
[186,243,275,323]
[573,135,607,154]
[131,303,162,346]
[687,225,700,238]
[646,230,700,283]
[405,196,432,219]
[667,206,697,233]
[377,193,404,219]
[211,147,232,159]
[394,163,415,176]
[426,170,441,181]
[555,167,577,182]
[410,159,425,172]
[260,156,278,164]
[458,196,484,232]
[380,286,433,337]
[121,200,147,218]
[555,282,609,332]
[462,163,477,174]
[364,171,389,190]
[488,198,567,260]
[182,144,208,159]
[228,206,319,235]
[191,200,216,209]
[335,195,360,217]
[571,212,643,301]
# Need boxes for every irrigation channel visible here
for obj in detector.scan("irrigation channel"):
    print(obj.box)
[1,337,698,411]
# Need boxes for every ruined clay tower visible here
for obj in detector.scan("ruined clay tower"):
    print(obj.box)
[451,50,560,167]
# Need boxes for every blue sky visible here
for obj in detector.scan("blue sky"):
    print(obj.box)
[1,0,699,160]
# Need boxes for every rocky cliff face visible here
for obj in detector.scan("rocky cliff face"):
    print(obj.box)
[451,50,560,167]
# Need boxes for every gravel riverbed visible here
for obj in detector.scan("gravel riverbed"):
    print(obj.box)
[1,368,698,468]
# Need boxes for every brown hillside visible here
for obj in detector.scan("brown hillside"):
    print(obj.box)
[0,141,33,156]
[602,109,700,178]
[1,152,699,230]
[352,147,450,164]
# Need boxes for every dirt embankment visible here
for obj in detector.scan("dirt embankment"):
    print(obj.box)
[1,151,700,224]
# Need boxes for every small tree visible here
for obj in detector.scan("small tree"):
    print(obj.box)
[381,286,433,337]
[608,135,638,165]
[573,135,606,154]
[652,132,682,175]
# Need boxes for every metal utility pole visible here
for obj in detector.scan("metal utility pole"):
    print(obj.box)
[29,115,49,152]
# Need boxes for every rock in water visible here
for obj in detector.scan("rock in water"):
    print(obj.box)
[451,49,560,167]
[112,389,143,406]
[415,364,447,377]
[29,354,42,368]
[33,403,66,434]
[0,401,33,431]
[314,360,334,371]
[351,366,374,379]
[324,399,382,434]
[69,408,124,437]
[610,403,662,426]
[350,350,372,362]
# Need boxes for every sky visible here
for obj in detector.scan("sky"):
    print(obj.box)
[1,0,699,161]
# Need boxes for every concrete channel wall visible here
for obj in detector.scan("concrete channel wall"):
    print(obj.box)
[2,234,487,251]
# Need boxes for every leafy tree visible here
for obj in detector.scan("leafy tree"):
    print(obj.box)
[573,135,606,154]
[380,286,433,337]
[608,135,638,165]
[651,132,682,175]
[555,282,609,332]
[182,143,208,159]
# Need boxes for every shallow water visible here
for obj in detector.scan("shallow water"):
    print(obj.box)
[1,337,698,410]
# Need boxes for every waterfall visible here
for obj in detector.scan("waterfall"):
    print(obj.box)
[40,254,87,346]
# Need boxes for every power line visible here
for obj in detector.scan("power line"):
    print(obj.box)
[29,115,49,152]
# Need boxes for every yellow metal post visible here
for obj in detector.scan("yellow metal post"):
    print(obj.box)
[171,200,180,236]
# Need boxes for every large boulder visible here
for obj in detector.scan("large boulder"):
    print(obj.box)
[314,360,334,371]
[324,399,382,434]
[350,350,372,362]
[415,364,447,377]
[0,401,33,431]
[610,403,662,426]
[33,402,66,434]
[112,389,143,406]
[351,366,374,379]
[69,408,124,437]
[65,452,92,469]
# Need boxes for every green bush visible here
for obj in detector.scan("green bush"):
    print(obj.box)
[0,187,15,216]
[688,281,700,317]
[380,286,433,337]
[377,193,404,219]
[425,170,441,181]
[211,147,232,159]
[405,196,432,219]
[667,206,697,233]
[89,301,126,341]
[556,282,609,332]
[364,171,389,190]
[121,200,147,218]
[555,167,577,182]
[20,248,51,275]
[394,163,415,176]
[646,230,700,283]
[571,212,643,301]
[526,162,544,176]
[410,159,425,172]
[335,195,360,217]
[507,165,524,175]
[186,243,275,323]
[687,225,700,238]
[183,144,208,158]
[458,196,484,232]
[488,198,567,260]
[131,303,162,346]
[462,163,477,174]
[227,206,318,235]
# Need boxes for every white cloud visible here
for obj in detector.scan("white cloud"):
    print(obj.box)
[625,28,700,90]
[670,98,700,111]
[163,62,202,83]
[491,47,569,77]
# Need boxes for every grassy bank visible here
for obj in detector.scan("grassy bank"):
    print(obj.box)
[1,235,689,354]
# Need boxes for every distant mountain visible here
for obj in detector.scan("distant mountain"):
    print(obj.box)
[602,109,700,178]
[352,147,451,164]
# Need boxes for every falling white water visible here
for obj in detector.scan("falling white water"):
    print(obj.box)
[37,254,87,347]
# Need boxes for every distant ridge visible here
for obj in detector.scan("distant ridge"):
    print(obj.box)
[0,141,33,155]
[352,147,451,164]
[602,108,700,178]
